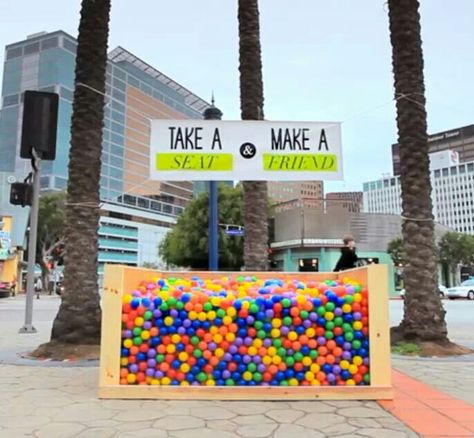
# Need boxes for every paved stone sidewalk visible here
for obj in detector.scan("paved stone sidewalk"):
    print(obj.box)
[0,364,419,438]
[393,354,474,405]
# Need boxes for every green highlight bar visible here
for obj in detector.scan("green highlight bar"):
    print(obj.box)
[156,153,233,171]
[263,153,338,172]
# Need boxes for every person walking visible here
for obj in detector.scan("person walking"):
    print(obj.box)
[334,236,358,271]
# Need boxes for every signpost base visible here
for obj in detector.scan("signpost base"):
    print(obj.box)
[19,325,37,334]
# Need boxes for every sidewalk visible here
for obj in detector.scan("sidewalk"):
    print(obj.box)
[1,295,473,437]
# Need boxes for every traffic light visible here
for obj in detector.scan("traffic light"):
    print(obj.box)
[9,182,33,207]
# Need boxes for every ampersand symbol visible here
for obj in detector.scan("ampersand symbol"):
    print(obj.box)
[240,142,257,159]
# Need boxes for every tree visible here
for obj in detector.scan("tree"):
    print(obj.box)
[438,232,474,286]
[36,192,66,290]
[388,0,448,343]
[387,237,405,266]
[51,0,111,344]
[238,0,269,271]
[160,185,244,270]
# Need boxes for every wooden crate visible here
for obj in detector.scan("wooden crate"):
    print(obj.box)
[99,264,392,400]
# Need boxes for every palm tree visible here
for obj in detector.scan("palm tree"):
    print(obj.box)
[51,0,111,344]
[238,0,269,271]
[388,0,448,342]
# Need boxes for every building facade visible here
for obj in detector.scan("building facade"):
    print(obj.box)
[363,152,474,235]
[268,181,324,208]
[392,124,474,176]
[0,31,211,272]
[325,191,363,213]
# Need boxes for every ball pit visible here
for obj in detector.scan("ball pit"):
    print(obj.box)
[119,276,370,387]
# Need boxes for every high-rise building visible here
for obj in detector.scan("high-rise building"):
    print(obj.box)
[268,181,324,208]
[0,31,210,214]
[0,31,211,274]
[392,124,474,176]
[363,150,474,235]
[325,191,363,213]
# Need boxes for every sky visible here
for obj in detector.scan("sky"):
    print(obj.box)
[1,0,473,192]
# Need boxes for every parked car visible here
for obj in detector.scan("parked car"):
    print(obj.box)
[446,279,474,300]
[399,285,447,299]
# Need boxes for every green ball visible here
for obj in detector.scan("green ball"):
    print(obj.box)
[334,317,344,326]
[160,303,169,311]
[156,354,165,363]
[133,337,142,346]
[237,276,244,282]
[317,307,326,316]
[197,372,207,382]
[193,349,203,358]
[283,316,293,326]
[254,321,264,330]
[300,310,309,320]
[325,302,335,311]
[272,339,282,348]
[285,357,295,367]
[294,352,304,362]
[345,295,354,304]
[225,378,235,386]
[278,348,287,357]
[167,297,177,307]
[352,340,362,349]
[325,331,335,340]
[325,321,335,331]
[168,277,176,284]
[176,301,184,310]
[342,323,353,333]
[281,380,289,386]
[247,363,257,373]
[249,304,259,314]
[253,372,262,382]
[309,350,318,359]
[143,310,153,320]
[133,327,142,336]
[344,332,354,342]
[217,309,226,318]
[281,298,291,308]
[203,302,212,312]
[257,330,266,339]
[191,336,200,345]
[354,285,361,293]
[364,373,370,383]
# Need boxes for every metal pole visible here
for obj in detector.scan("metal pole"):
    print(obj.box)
[209,180,218,271]
[19,154,40,334]
[203,100,223,272]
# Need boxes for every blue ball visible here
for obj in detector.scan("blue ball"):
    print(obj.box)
[216,379,225,386]
[141,298,151,308]
[317,317,327,327]
[322,364,332,374]
[295,372,305,381]
[271,295,281,303]
[197,358,206,368]
[131,298,140,309]
[191,366,200,375]
[171,360,181,369]
[186,373,195,382]
[153,297,162,307]
[234,354,242,364]
[137,352,146,361]
[237,364,247,374]
[285,369,295,379]
[275,371,285,381]
[121,348,129,357]
[232,372,241,381]
[341,370,351,380]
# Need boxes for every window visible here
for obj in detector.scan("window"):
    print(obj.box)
[41,37,58,50]
[468,163,474,172]
[442,168,449,177]
[114,67,126,81]
[6,46,22,59]
[62,38,77,53]
[112,89,125,102]
[450,167,457,176]
[113,77,126,92]
[127,76,140,88]
[434,169,441,178]
[3,94,19,107]
[24,42,40,55]
[60,87,74,101]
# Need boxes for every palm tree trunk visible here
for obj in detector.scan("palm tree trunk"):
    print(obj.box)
[51,0,111,344]
[388,0,448,342]
[238,0,269,271]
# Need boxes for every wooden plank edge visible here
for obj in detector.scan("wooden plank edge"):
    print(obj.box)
[98,385,394,400]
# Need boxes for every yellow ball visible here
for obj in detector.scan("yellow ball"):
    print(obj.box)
[225,333,236,342]
[310,364,320,374]
[267,346,277,357]
[342,304,352,313]
[164,316,174,326]
[213,334,223,344]
[302,357,312,367]
[349,365,358,375]
[198,312,207,322]
[178,352,188,362]
[189,311,198,320]
[215,348,224,358]
[271,329,280,338]
[253,338,263,348]
[223,316,233,326]
[126,374,136,384]
[210,326,218,335]
[171,334,181,344]
[151,379,160,385]
[288,331,298,341]
[306,328,315,338]
[353,293,362,302]
[289,378,298,386]
[120,358,128,366]
[211,297,221,307]
[135,317,144,327]
[324,312,334,321]
[340,360,350,370]
[123,294,133,304]
[227,307,237,317]
[123,339,133,349]
[272,318,282,328]
[247,346,257,356]
[346,379,356,386]
[353,321,363,331]
[263,356,272,366]
[272,356,282,365]
[311,379,321,386]
[243,371,253,381]
[141,330,150,340]
[353,356,363,366]
[180,381,189,386]
[166,344,176,354]
[180,363,190,373]
[206,379,216,386]
[162,377,171,385]
[305,371,315,381]
[208,311,216,320]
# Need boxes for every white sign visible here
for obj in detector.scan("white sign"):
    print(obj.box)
[149,120,343,181]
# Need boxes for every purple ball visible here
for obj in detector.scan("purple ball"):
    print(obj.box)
[183,319,192,327]
[309,312,318,321]
[123,330,132,339]
[303,320,312,328]
[223,353,232,362]
[287,349,294,356]
[132,290,141,297]
[334,308,343,316]
[147,359,156,367]
[170,309,178,318]
[222,370,231,379]
[153,310,162,318]
[129,364,138,373]
[229,345,238,354]
[243,355,251,364]
[154,370,164,378]
[317,337,327,346]
[208,342,217,351]
[263,338,272,348]
[244,337,253,346]
[253,355,262,364]
[280,326,290,336]
[353,312,362,321]
[342,351,352,361]
[147,349,156,358]
[143,321,152,330]
[246,316,255,325]
[235,338,243,347]
[332,365,341,374]
[146,368,155,377]
[327,373,336,383]
[343,342,352,351]
[257,364,266,373]
[177,327,186,335]
[265,309,274,319]
[363,357,370,366]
